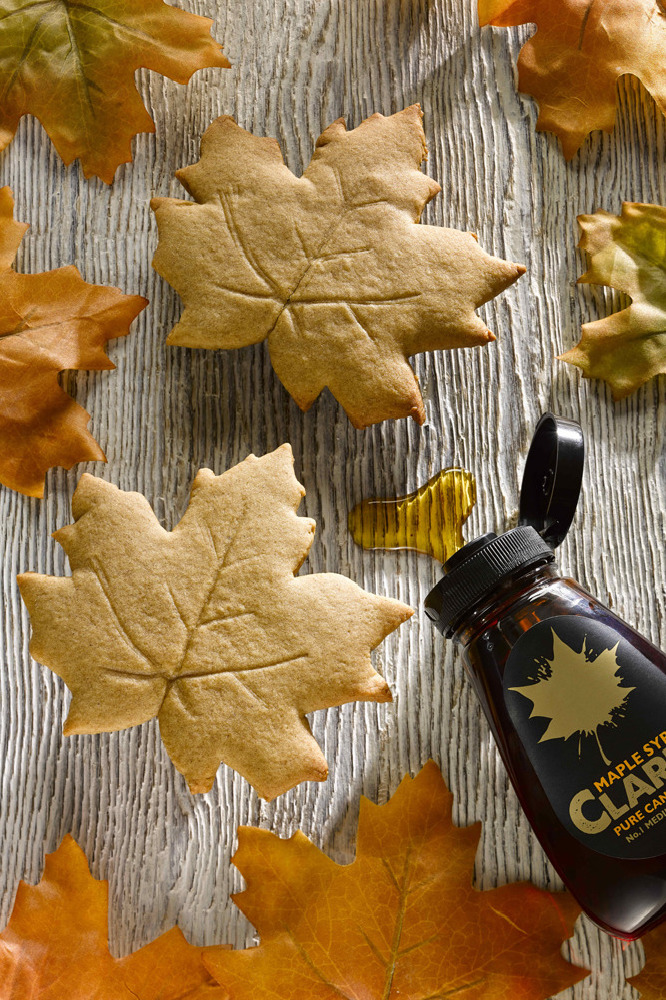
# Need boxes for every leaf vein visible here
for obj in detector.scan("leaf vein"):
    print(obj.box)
[285,926,357,1000]
[62,3,95,122]
[0,6,55,104]
[90,562,157,671]
[63,0,160,45]
[217,192,276,291]
[381,846,412,1000]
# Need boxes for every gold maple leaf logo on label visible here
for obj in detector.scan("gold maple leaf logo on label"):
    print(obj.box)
[510,630,635,765]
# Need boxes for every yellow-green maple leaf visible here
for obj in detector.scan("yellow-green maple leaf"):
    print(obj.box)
[0,1,229,182]
[560,202,666,398]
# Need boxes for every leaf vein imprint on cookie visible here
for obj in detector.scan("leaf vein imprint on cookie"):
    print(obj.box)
[89,560,159,671]
[151,105,524,428]
[94,501,281,681]
[262,195,407,331]
[216,191,276,291]
[216,187,411,318]
[18,445,413,798]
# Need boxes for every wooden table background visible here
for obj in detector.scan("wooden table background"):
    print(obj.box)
[1,1,665,997]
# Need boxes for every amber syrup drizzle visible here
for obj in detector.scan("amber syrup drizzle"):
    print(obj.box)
[348,468,476,563]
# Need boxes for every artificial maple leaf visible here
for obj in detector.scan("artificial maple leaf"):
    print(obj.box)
[559,202,666,399]
[151,105,525,428]
[478,0,666,158]
[0,186,147,497]
[205,761,588,1000]
[627,922,666,999]
[0,834,228,1000]
[510,628,634,766]
[18,444,412,799]
[0,0,229,183]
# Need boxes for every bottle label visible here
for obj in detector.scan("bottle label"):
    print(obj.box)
[504,614,666,860]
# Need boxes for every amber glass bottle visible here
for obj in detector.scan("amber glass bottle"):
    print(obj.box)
[425,416,666,940]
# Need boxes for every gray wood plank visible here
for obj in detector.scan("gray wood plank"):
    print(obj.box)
[0,1,663,996]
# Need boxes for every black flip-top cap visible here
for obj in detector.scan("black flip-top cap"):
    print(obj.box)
[425,413,584,637]
[518,412,584,548]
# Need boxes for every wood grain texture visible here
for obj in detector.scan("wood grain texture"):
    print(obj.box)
[0,1,664,996]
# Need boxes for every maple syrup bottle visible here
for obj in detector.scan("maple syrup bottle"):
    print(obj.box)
[425,414,666,940]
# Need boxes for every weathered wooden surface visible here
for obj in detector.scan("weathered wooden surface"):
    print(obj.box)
[0,1,664,996]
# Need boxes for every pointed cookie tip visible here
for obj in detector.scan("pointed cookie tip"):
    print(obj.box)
[557,349,582,368]
[187,775,216,795]
[375,682,393,704]
[256,760,329,802]
[410,402,426,425]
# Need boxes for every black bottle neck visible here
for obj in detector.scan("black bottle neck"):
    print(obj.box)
[425,526,555,638]
[451,562,560,648]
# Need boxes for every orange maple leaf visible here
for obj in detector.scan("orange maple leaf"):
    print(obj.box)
[0,835,228,1000]
[0,187,147,498]
[205,761,589,1000]
[0,0,229,182]
[627,923,666,999]
[478,0,666,157]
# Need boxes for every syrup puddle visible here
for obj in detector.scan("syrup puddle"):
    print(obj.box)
[348,468,476,564]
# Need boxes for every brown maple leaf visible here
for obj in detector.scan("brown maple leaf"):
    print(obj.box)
[205,761,588,1000]
[0,0,229,183]
[151,105,525,428]
[478,0,666,157]
[559,202,666,398]
[18,444,412,799]
[627,922,666,999]
[0,834,228,1000]
[0,186,147,497]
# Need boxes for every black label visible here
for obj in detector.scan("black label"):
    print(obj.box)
[504,615,666,860]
